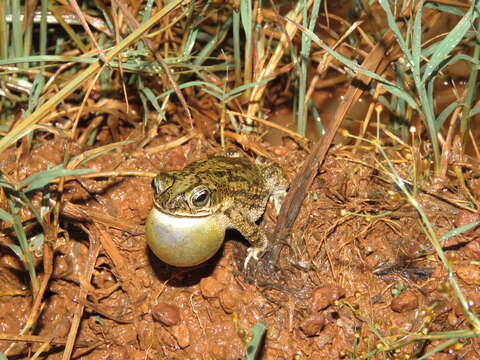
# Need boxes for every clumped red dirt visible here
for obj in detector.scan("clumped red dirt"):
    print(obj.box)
[1,119,480,359]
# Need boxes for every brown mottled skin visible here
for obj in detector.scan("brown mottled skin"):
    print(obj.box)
[151,151,288,265]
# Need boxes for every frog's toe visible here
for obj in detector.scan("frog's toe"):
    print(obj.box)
[244,245,266,270]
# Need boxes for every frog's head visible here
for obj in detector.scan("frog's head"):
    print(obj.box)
[151,171,221,217]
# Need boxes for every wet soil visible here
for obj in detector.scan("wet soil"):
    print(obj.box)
[1,124,480,359]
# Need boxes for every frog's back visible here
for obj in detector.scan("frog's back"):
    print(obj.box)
[186,155,268,199]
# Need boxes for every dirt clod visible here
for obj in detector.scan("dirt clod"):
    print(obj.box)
[391,290,419,312]
[172,323,191,348]
[152,302,181,326]
[312,286,346,311]
[108,323,138,346]
[200,276,224,298]
[219,284,242,313]
[455,264,480,286]
[465,238,480,259]
[454,210,480,230]
[300,313,326,336]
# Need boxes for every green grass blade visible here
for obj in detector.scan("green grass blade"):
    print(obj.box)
[425,2,466,16]
[438,221,480,243]
[137,0,155,53]
[0,177,15,190]
[0,1,8,59]
[415,329,478,339]
[240,0,253,86]
[309,99,325,135]
[460,40,480,145]
[436,102,460,133]
[0,55,99,66]
[201,88,225,101]
[183,28,199,57]
[0,54,182,73]
[70,141,134,166]
[0,207,14,223]
[470,106,480,117]
[243,321,266,360]
[378,0,413,68]
[19,166,95,193]
[225,78,274,98]
[27,73,46,114]
[142,86,163,113]
[156,80,224,100]
[297,0,322,136]
[40,0,48,64]
[417,338,457,360]
[297,0,309,136]
[11,0,23,59]
[193,17,233,66]
[422,5,475,82]
[224,79,277,103]
[240,0,252,41]
[421,53,476,77]
[141,0,155,22]
[8,199,39,294]
[6,244,22,259]
[412,0,424,76]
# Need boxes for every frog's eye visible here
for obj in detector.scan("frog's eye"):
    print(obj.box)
[191,187,210,208]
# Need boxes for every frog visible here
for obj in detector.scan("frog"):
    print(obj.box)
[145,150,288,269]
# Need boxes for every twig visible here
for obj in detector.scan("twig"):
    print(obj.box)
[61,225,100,360]
[0,333,93,347]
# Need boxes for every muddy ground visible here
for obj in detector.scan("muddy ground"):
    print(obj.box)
[1,116,480,359]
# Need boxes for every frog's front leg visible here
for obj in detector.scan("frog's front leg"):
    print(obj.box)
[225,209,268,269]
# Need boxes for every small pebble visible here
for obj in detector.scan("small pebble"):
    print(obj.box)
[455,264,480,286]
[391,290,418,312]
[172,323,190,348]
[454,210,480,230]
[219,284,242,313]
[300,313,326,336]
[312,286,346,311]
[465,238,480,260]
[200,277,224,298]
[152,302,181,326]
